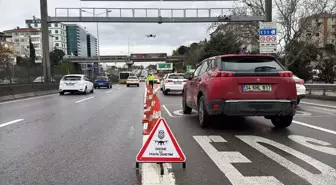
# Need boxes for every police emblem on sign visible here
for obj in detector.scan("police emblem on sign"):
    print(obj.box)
[158,130,165,139]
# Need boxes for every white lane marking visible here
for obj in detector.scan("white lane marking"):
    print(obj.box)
[172,109,197,116]
[0,94,57,105]
[288,135,336,156]
[105,90,113,93]
[293,120,336,135]
[300,101,336,109]
[0,119,24,128]
[294,111,312,117]
[193,136,282,184]
[162,105,175,117]
[154,85,160,93]
[141,135,176,185]
[306,106,336,115]
[75,96,95,103]
[238,135,336,185]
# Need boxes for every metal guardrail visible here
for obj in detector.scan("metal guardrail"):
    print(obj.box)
[305,84,336,96]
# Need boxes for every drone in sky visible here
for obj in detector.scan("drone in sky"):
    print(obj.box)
[146,34,156,38]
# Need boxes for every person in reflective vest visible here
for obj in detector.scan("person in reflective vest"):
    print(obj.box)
[147,74,154,89]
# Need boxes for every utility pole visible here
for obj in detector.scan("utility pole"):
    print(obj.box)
[265,0,272,22]
[40,0,51,82]
[96,22,101,76]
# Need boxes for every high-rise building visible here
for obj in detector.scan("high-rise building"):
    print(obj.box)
[26,21,67,55]
[66,24,87,57]
[86,33,98,57]
[3,27,53,63]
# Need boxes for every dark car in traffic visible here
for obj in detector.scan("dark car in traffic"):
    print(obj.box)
[182,54,297,129]
[94,76,112,89]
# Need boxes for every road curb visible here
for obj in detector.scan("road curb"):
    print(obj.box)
[0,90,58,103]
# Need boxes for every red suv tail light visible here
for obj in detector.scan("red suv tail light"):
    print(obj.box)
[279,71,293,77]
[212,71,234,77]
[166,80,173,83]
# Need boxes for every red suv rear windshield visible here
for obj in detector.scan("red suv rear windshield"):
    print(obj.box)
[221,57,285,72]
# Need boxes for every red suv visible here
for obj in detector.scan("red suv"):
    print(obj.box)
[182,54,297,128]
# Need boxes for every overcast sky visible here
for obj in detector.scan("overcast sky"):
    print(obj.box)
[0,0,236,56]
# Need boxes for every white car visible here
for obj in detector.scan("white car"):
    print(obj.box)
[162,73,187,95]
[59,74,94,95]
[293,75,306,105]
[127,76,140,87]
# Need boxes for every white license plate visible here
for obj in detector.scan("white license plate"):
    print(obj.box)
[66,83,75,86]
[174,81,182,84]
[243,84,272,92]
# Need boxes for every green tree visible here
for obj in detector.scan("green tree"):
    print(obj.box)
[202,31,243,59]
[49,49,65,67]
[280,41,319,81]
[316,44,336,83]
[177,45,188,55]
[29,36,36,65]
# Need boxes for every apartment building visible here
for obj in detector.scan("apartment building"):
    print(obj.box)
[210,22,259,52]
[3,27,53,63]
[300,13,336,47]
[26,21,68,55]
[86,33,98,57]
[66,24,88,57]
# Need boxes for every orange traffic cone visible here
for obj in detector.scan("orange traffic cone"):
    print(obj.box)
[143,93,161,135]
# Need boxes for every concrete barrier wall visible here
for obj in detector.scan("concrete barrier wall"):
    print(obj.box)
[0,83,58,102]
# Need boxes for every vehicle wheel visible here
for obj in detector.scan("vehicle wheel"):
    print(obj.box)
[163,90,168,95]
[182,91,192,114]
[160,87,163,91]
[198,96,211,128]
[127,84,129,87]
[59,92,64,95]
[94,86,97,89]
[271,116,293,128]
[98,87,100,89]
[90,88,94,93]
[84,87,88,94]
[297,98,300,105]
[137,84,139,87]
[110,85,112,89]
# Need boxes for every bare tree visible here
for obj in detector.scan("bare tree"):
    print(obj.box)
[0,43,14,83]
[275,0,336,66]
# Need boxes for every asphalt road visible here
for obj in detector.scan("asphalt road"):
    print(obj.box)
[0,84,144,185]
[158,91,336,185]
[1,84,336,185]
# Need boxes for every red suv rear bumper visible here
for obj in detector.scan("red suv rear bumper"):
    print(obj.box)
[206,99,296,116]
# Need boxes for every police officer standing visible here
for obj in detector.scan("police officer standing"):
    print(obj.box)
[147,73,154,89]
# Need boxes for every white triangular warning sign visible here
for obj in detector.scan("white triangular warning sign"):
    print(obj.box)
[136,117,186,162]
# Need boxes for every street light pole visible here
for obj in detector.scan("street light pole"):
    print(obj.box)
[96,22,101,75]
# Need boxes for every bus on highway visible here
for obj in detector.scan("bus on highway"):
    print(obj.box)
[119,71,134,84]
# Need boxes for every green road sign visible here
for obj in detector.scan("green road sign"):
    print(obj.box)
[157,63,173,70]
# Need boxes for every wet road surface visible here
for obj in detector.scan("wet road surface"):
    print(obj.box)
[158,91,336,185]
[0,84,144,185]
[1,84,336,185]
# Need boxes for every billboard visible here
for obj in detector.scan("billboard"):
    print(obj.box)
[130,53,167,60]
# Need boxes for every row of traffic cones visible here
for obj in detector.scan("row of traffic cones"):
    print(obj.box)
[142,83,161,135]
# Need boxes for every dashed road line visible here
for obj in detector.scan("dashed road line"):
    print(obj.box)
[75,96,95,103]
[0,119,24,128]
[293,120,336,135]
[162,105,175,117]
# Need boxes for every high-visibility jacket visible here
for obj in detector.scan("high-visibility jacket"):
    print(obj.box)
[147,75,154,81]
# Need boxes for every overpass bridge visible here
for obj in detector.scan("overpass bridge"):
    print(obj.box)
[66,53,184,63]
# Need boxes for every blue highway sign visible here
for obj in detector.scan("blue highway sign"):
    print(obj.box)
[259,29,277,36]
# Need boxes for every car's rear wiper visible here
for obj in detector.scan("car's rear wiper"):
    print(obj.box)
[254,66,276,72]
